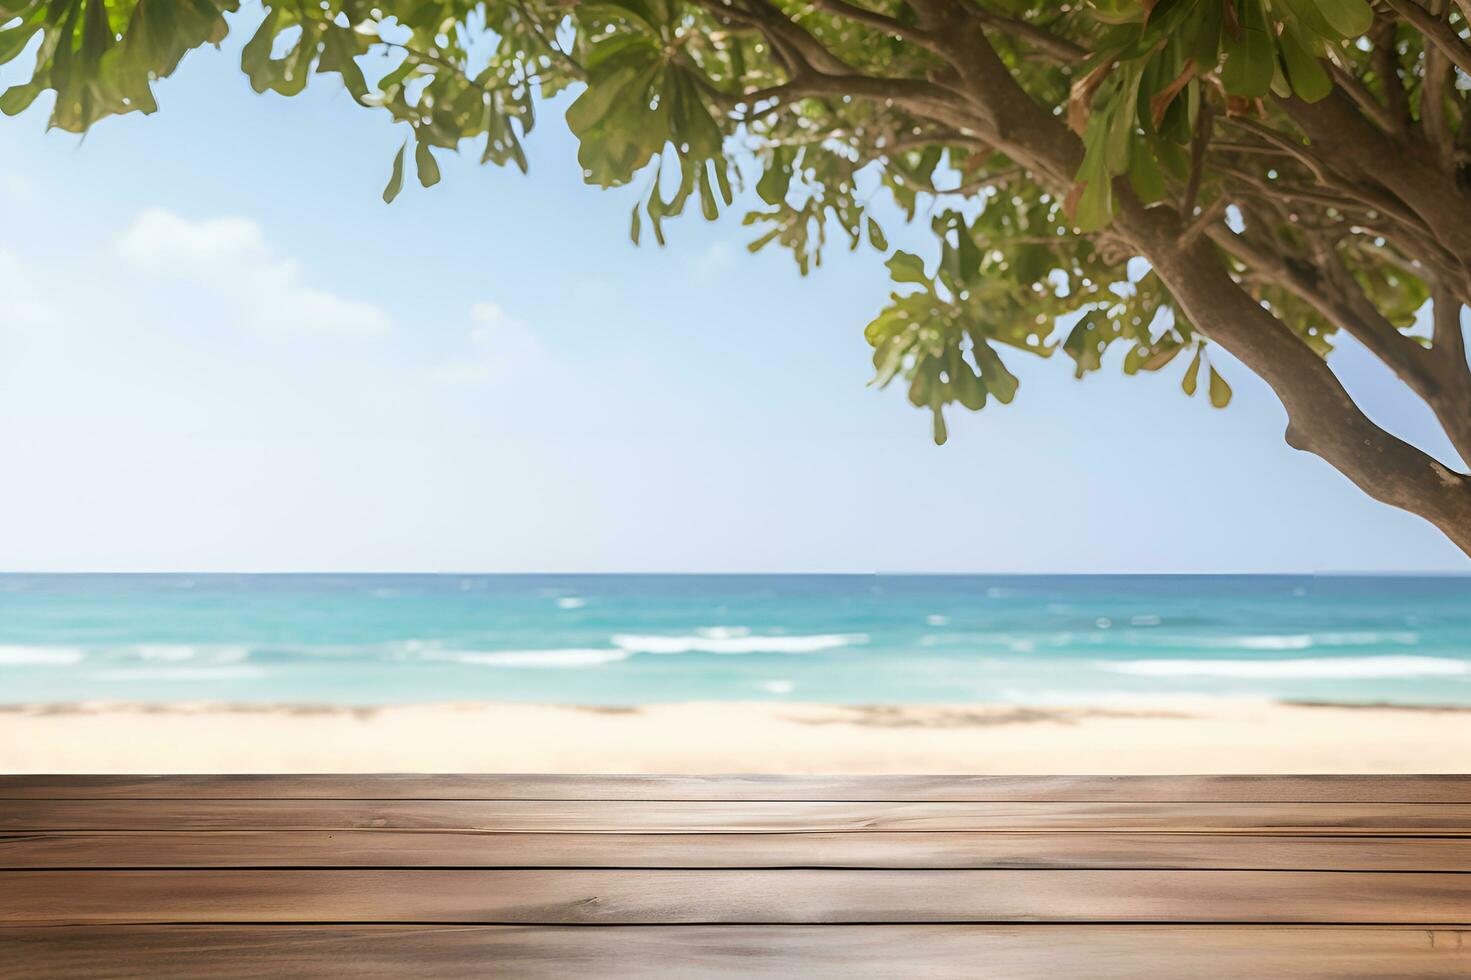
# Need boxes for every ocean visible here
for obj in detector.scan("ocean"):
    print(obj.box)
[0,574,1467,706]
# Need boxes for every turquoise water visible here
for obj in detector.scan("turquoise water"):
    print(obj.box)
[0,574,1468,705]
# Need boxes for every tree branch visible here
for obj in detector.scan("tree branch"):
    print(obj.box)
[1206,220,1441,400]
[1367,13,1412,135]
[1430,286,1471,467]
[805,0,941,50]
[1421,23,1456,169]
[905,19,1471,544]
[1277,91,1471,296]
[1433,287,1470,379]
[1325,63,1402,137]
[697,0,855,75]
[1149,224,1471,547]
[967,7,1086,61]
[1384,0,1471,77]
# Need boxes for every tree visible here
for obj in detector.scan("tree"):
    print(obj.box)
[2,0,1470,550]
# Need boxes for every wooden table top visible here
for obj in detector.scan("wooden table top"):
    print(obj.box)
[2,774,1469,977]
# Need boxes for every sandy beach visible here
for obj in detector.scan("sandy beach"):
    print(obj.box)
[3,698,1469,773]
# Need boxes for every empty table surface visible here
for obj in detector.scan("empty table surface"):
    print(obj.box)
[2,774,1469,978]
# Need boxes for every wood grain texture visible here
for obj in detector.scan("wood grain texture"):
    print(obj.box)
[6,775,1468,976]
[4,774,1468,802]
[4,869,1470,925]
[6,831,1469,870]
[6,799,1470,834]
[3,925,1470,979]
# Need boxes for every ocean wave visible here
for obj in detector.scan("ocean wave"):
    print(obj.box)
[91,666,268,681]
[1315,631,1420,646]
[1122,630,1422,652]
[440,648,629,668]
[611,632,866,655]
[0,646,86,666]
[1213,634,1316,650]
[555,597,587,610]
[125,644,252,663]
[1103,656,1469,679]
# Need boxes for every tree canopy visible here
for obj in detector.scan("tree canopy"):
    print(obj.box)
[2,0,1470,550]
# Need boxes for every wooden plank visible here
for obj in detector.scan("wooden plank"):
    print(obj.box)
[5,799,1469,834]
[3,870,1469,924]
[3,774,1467,802]
[4,831,1470,871]
[6,925,1471,980]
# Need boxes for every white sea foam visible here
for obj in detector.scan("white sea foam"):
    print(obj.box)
[0,646,85,666]
[1226,634,1317,651]
[1194,631,1418,651]
[926,615,950,627]
[1127,631,1422,652]
[611,632,866,655]
[1104,656,1469,680]
[759,679,796,695]
[92,666,268,681]
[127,644,251,663]
[444,648,629,668]
[555,597,587,610]
[1315,631,1420,646]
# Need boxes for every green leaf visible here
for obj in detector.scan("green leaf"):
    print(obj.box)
[1091,0,1150,25]
[382,142,407,203]
[887,251,929,286]
[1012,243,1052,285]
[971,337,1019,403]
[1182,346,1203,395]
[0,80,43,117]
[318,25,370,106]
[1141,341,1183,371]
[867,217,888,252]
[1208,366,1233,407]
[908,359,935,407]
[1127,138,1167,204]
[1313,0,1373,38]
[415,141,441,188]
[1279,0,1340,39]
[870,335,912,388]
[1220,0,1276,97]
[0,18,44,65]
[1183,0,1224,68]
[1063,312,1106,377]
[1277,21,1331,102]
[1072,176,1113,232]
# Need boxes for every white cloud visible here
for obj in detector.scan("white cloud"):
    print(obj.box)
[0,250,56,328]
[118,209,392,338]
[438,301,549,385]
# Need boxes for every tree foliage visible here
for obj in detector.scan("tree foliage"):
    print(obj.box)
[2,0,1470,549]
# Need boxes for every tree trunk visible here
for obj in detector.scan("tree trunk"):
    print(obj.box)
[1131,216,1471,555]
[932,10,1471,554]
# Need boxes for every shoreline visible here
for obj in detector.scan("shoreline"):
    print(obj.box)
[3,697,1470,773]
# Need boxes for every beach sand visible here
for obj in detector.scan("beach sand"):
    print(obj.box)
[2,698,1469,773]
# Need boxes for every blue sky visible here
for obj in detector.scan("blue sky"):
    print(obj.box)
[0,11,1465,573]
